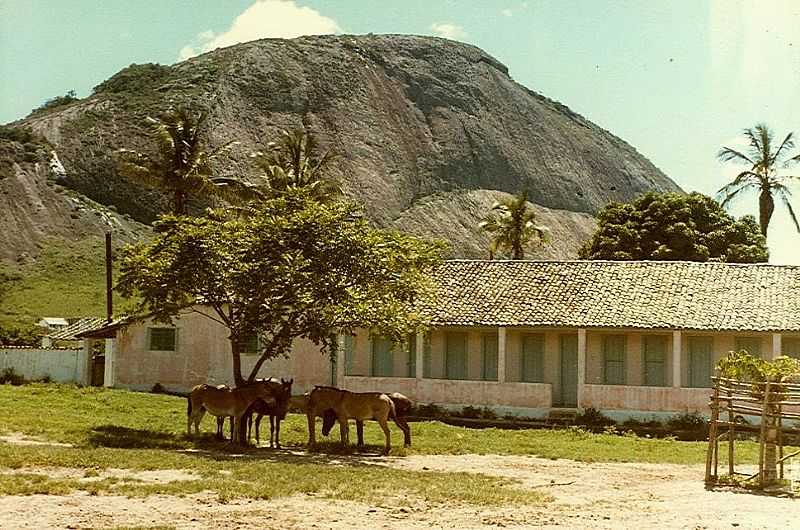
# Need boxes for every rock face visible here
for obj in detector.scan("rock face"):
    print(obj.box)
[8,34,680,259]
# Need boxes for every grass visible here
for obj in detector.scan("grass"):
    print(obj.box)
[0,383,780,505]
[0,237,135,329]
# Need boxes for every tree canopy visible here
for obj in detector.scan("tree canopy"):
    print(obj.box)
[579,192,768,263]
[117,191,445,386]
[717,123,800,238]
[478,191,549,260]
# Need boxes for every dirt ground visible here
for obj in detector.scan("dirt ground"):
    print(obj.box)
[1,452,798,529]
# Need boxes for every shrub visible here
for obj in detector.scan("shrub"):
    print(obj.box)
[93,63,171,94]
[575,407,615,428]
[33,90,79,114]
[0,367,24,385]
[414,403,445,418]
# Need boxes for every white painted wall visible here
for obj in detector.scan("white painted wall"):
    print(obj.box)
[0,348,87,384]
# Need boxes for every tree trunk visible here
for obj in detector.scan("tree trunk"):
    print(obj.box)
[231,339,245,388]
[759,189,774,238]
[174,190,187,216]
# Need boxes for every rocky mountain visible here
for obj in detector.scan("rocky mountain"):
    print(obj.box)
[4,34,680,262]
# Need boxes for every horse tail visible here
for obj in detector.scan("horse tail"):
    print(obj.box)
[187,395,192,417]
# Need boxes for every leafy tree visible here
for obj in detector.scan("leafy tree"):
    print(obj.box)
[33,90,79,114]
[478,191,549,259]
[117,191,445,387]
[717,123,800,238]
[117,108,236,215]
[214,128,340,210]
[579,192,768,263]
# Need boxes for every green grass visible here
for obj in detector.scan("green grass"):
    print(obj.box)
[0,237,135,329]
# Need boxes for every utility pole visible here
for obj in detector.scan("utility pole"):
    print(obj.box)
[105,232,113,323]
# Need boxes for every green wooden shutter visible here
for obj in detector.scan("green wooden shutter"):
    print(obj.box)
[446,332,468,380]
[603,335,626,385]
[371,337,394,377]
[783,338,800,359]
[521,334,544,382]
[481,334,498,381]
[407,334,417,377]
[688,336,713,388]
[344,335,355,376]
[735,337,762,358]
[423,333,432,378]
[559,335,579,407]
[643,335,667,387]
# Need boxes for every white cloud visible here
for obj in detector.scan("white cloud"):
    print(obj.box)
[430,22,467,41]
[179,0,341,60]
[501,8,513,17]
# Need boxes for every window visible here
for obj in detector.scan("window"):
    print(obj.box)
[481,334,498,381]
[521,334,544,382]
[688,336,713,388]
[603,335,626,385]
[371,337,395,376]
[240,333,259,355]
[735,337,762,358]
[643,336,667,387]
[423,333,432,378]
[445,332,468,380]
[148,328,176,351]
[343,335,355,375]
[783,337,800,360]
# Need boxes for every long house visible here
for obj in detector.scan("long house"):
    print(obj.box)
[80,260,800,419]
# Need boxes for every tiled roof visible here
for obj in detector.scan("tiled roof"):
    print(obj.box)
[46,318,110,341]
[422,260,800,332]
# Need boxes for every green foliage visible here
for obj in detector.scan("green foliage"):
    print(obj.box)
[717,350,800,382]
[116,107,236,215]
[0,125,42,144]
[575,407,615,428]
[0,367,24,385]
[117,191,446,384]
[31,90,79,114]
[717,123,800,237]
[479,191,549,259]
[93,63,172,94]
[579,191,769,262]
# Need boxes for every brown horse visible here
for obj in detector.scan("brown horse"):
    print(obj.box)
[322,392,413,447]
[245,378,293,448]
[187,381,276,443]
[306,386,404,455]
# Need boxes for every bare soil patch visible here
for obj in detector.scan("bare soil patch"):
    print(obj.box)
[0,455,798,529]
[0,432,73,448]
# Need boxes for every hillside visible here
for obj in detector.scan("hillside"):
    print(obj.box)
[6,34,679,264]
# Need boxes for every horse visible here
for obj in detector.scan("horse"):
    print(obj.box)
[186,380,277,443]
[322,392,413,447]
[306,386,405,455]
[245,378,293,448]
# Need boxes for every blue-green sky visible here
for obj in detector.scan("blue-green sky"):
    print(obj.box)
[2,1,799,262]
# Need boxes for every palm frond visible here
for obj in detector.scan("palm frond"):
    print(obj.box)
[772,132,795,165]
[717,146,755,165]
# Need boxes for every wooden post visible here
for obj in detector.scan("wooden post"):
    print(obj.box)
[672,331,682,388]
[728,380,735,477]
[705,374,720,484]
[758,380,772,488]
[497,327,506,384]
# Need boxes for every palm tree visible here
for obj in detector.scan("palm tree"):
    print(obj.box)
[717,123,800,238]
[117,108,236,215]
[214,129,340,209]
[478,191,549,260]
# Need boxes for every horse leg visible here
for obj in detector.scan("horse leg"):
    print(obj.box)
[216,416,224,440]
[356,420,365,448]
[338,416,349,448]
[394,417,412,447]
[306,410,316,449]
[255,414,262,446]
[378,416,391,455]
[274,416,281,449]
[192,407,206,436]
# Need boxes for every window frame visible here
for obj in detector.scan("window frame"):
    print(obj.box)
[687,336,714,388]
[147,327,177,352]
[602,334,626,385]
[642,335,668,387]
[521,333,545,383]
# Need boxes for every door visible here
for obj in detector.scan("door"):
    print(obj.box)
[481,334,498,381]
[643,336,667,387]
[559,335,578,407]
[688,336,713,388]
[371,337,394,376]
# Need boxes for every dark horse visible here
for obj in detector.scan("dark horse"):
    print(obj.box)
[321,391,413,447]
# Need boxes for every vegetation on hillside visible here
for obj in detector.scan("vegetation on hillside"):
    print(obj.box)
[29,90,80,116]
[579,191,768,262]
[478,191,549,259]
[717,123,800,238]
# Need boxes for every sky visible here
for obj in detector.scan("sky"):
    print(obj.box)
[1,0,799,262]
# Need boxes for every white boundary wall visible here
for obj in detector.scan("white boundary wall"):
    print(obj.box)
[0,348,87,384]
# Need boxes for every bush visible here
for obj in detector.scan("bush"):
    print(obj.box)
[0,126,40,144]
[666,412,708,440]
[93,63,171,94]
[33,90,79,114]
[575,407,615,428]
[0,324,41,347]
[414,403,445,418]
[0,368,24,385]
